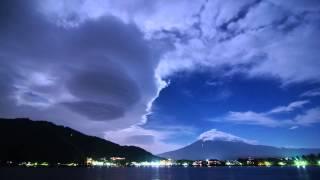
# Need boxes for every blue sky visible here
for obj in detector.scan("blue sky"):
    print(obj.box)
[0,0,320,153]
[145,70,320,149]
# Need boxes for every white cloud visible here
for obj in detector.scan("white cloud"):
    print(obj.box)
[226,111,286,127]
[301,88,320,97]
[104,126,186,154]
[205,80,223,87]
[289,126,298,130]
[198,129,256,144]
[41,0,314,84]
[221,101,320,128]
[37,0,320,103]
[33,0,320,129]
[267,100,310,114]
[237,1,286,30]
[249,23,320,84]
[268,0,320,12]
[151,0,320,85]
[295,107,320,126]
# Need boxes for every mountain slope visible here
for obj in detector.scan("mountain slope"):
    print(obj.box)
[159,140,320,160]
[0,118,159,163]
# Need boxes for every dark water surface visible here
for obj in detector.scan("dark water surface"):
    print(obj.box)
[1,167,320,180]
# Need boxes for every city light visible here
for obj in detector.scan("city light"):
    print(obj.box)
[66,163,78,167]
[4,156,320,168]
[225,160,242,166]
[264,161,272,167]
[182,162,189,167]
[40,162,49,167]
[294,160,308,168]
[26,162,36,167]
[86,157,117,167]
[18,162,49,167]
[132,161,161,167]
[110,157,126,161]
[131,159,174,167]
[91,161,104,166]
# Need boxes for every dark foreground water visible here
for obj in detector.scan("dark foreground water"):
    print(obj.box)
[1,167,320,180]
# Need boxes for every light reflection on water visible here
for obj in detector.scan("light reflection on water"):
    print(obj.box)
[297,166,311,180]
[152,167,160,180]
[0,167,320,180]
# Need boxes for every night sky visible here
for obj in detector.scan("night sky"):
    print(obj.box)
[1,0,320,154]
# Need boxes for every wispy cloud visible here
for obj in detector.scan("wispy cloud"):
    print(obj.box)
[295,107,320,126]
[267,100,310,114]
[216,100,320,128]
[225,111,287,127]
[205,80,223,87]
[289,126,298,130]
[300,88,320,97]
[198,129,257,144]
[104,125,194,154]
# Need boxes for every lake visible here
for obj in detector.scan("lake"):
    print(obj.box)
[1,167,320,180]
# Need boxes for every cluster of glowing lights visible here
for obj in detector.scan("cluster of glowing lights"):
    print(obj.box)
[19,162,49,167]
[225,161,242,166]
[40,162,49,166]
[91,161,115,167]
[182,162,189,167]
[264,161,272,167]
[132,160,173,167]
[86,157,118,167]
[26,162,38,167]
[11,157,320,168]
[294,160,308,168]
[110,157,125,161]
[66,163,78,167]
[192,161,202,166]
[56,163,78,167]
[91,161,104,166]
[264,161,271,167]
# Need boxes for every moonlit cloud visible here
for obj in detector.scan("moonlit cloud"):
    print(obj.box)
[295,107,320,126]
[221,101,320,128]
[301,88,320,97]
[104,126,184,154]
[225,111,286,127]
[0,0,163,133]
[198,129,256,144]
[153,0,320,85]
[289,126,299,130]
[267,100,310,114]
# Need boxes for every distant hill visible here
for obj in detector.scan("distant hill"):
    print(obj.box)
[0,118,159,163]
[159,140,320,160]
